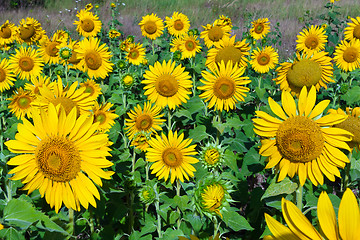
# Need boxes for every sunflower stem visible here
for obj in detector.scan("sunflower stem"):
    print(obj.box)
[167,107,172,132]
[65,62,69,85]
[176,179,181,230]
[213,216,219,237]
[67,208,74,239]
[155,189,162,238]
[342,151,352,192]
[296,184,303,211]
[129,147,136,233]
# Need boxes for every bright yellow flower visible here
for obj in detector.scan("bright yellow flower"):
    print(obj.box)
[139,13,164,40]
[296,25,328,55]
[250,18,270,40]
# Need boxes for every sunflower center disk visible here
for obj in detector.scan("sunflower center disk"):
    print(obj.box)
[257,53,270,65]
[81,19,95,32]
[0,68,5,82]
[144,21,157,34]
[255,23,264,34]
[51,97,77,115]
[276,116,324,163]
[155,74,179,97]
[84,86,94,94]
[185,40,195,51]
[162,148,182,167]
[353,25,360,39]
[208,26,223,42]
[19,56,35,72]
[19,26,35,40]
[0,26,12,38]
[343,47,358,63]
[95,113,106,124]
[69,51,80,65]
[286,59,322,88]
[135,114,152,130]
[85,51,102,70]
[123,76,133,85]
[174,20,184,31]
[335,116,360,143]
[46,42,59,57]
[205,149,220,165]
[130,49,139,59]
[17,96,31,109]
[215,46,242,66]
[305,35,319,49]
[35,136,81,182]
[213,77,235,99]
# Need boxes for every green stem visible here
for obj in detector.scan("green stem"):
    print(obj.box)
[167,107,172,132]
[65,62,69,84]
[342,151,352,192]
[155,190,162,238]
[176,180,181,230]
[67,208,74,239]
[302,206,317,216]
[129,147,136,233]
[213,216,219,237]
[296,185,303,211]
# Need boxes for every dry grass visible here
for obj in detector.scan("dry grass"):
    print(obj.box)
[0,0,359,59]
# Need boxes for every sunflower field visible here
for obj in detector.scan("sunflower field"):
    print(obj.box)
[0,0,360,239]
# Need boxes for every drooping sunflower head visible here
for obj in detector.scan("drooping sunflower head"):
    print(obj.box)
[165,12,191,37]
[250,46,279,73]
[146,130,198,183]
[8,46,44,81]
[0,20,18,46]
[200,19,232,48]
[126,43,146,65]
[198,60,251,112]
[0,58,16,92]
[121,73,136,89]
[80,78,102,99]
[253,86,353,186]
[142,60,192,109]
[179,34,202,59]
[139,13,164,40]
[74,9,102,37]
[7,87,35,119]
[76,37,114,79]
[109,29,121,39]
[296,25,328,55]
[217,15,233,28]
[92,101,118,132]
[205,35,250,69]
[17,17,45,44]
[333,39,360,72]
[199,142,225,170]
[344,16,360,41]
[250,18,270,40]
[124,101,165,140]
[274,51,334,96]
[131,131,152,151]
[53,29,70,42]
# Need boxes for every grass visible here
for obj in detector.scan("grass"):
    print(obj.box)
[0,0,359,58]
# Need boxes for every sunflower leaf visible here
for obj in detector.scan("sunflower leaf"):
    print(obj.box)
[0,227,25,240]
[222,208,254,231]
[261,177,298,200]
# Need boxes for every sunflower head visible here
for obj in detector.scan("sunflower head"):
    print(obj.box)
[344,16,360,41]
[333,39,360,72]
[92,102,118,132]
[139,13,164,40]
[138,183,156,205]
[85,3,93,10]
[131,131,152,151]
[109,29,121,39]
[74,9,102,37]
[296,25,327,55]
[199,142,225,170]
[121,73,135,89]
[7,87,35,119]
[116,59,127,69]
[59,47,72,60]
[165,12,191,37]
[250,18,270,40]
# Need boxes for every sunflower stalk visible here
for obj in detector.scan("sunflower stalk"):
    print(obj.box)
[66,208,75,239]
[167,107,172,132]
[176,180,181,230]
[296,185,303,211]
[154,188,162,238]
[341,151,352,192]
[129,147,136,233]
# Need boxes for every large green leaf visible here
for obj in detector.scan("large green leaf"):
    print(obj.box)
[188,125,209,143]
[261,178,298,200]
[222,209,253,231]
[0,227,25,240]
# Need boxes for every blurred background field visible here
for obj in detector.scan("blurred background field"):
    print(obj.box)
[1,0,359,59]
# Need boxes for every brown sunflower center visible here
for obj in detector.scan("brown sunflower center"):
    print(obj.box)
[286,59,322,88]
[185,40,196,51]
[254,23,264,34]
[45,42,59,57]
[19,25,35,40]
[155,73,179,97]
[343,47,358,63]
[304,35,319,49]
[85,50,102,70]
[19,56,34,72]
[80,19,95,32]
[135,114,153,130]
[50,97,78,115]
[335,116,360,144]
[17,96,31,109]
[257,53,270,65]
[208,26,223,42]
[0,26,12,38]
[213,77,236,99]
[95,113,106,124]
[0,68,5,82]
[215,46,242,66]
[35,136,81,182]
[276,116,324,163]
[174,20,184,31]
[204,149,220,165]
[129,49,139,59]
[68,51,80,65]
[353,25,360,39]
[162,147,182,167]
[144,21,157,34]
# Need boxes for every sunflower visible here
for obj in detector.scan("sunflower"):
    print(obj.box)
[8,46,44,81]
[38,34,65,65]
[179,34,202,59]
[53,30,69,42]
[250,18,270,40]
[57,39,82,70]
[0,20,18,46]
[344,16,360,41]
[333,39,360,72]
[198,60,251,112]
[74,9,102,37]
[142,60,192,109]
[0,58,16,92]
[17,17,45,44]
[253,86,352,186]
[274,51,334,96]
[121,73,135,89]
[328,107,360,151]
[296,25,328,55]
[131,131,151,151]
[108,29,121,39]
[200,19,232,48]
[85,3,93,10]
[32,76,97,116]
[165,12,190,37]
[91,102,118,133]
[205,35,250,69]
[146,130,198,183]
[264,188,360,240]
[76,37,113,79]
[170,36,184,52]
[125,43,146,65]
[250,46,279,73]
[138,13,164,40]
[80,79,102,99]
[24,74,53,97]
[125,101,165,140]
[8,88,35,119]
[199,142,225,170]
[5,103,114,213]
